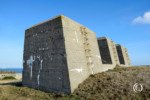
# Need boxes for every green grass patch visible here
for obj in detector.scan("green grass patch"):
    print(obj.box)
[2,76,16,80]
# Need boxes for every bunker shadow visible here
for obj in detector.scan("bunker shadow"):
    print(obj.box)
[0,81,22,87]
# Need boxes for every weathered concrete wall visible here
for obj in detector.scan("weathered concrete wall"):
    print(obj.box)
[124,48,131,66]
[116,44,125,65]
[23,16,71,93]
[97,37,119,69]
[121,46,131,66]
[61,16,102,92]
[23,15,131,94]
[23,15,103,93]
[116,44,130,66]
[97,37,112,64]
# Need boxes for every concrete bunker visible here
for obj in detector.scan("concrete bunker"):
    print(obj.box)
[23,15,131,94]
[116,44,125,65]
[97,37,112,64]
[97,37,120,67]
[23,15,102,93]
[116,44,130,66]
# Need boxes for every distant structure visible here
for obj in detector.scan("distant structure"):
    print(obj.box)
[97,37,130,67]
[116,44,130,66]
[23,15,131,93]
[97,37,120,66]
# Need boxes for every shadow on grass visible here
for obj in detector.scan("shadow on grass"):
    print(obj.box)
[0,81,22,87]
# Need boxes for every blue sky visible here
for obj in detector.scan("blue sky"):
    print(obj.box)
[0,0,150,68]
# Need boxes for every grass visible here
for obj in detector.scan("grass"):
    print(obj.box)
[0,84,80,100]
[74,66,150,100]
[2,76,16,80]
[0,66,149,100]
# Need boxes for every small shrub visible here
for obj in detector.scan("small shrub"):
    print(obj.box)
[2,76,16,80]
[90,74,95,77]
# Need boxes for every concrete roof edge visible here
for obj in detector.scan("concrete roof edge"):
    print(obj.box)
[26,15,97,35]
[61,15,97,34]
[116,44,126,48]
[97,36,112,40]
[27,15,64,29]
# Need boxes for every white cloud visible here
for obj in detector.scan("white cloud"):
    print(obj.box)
[133,11,150,24]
